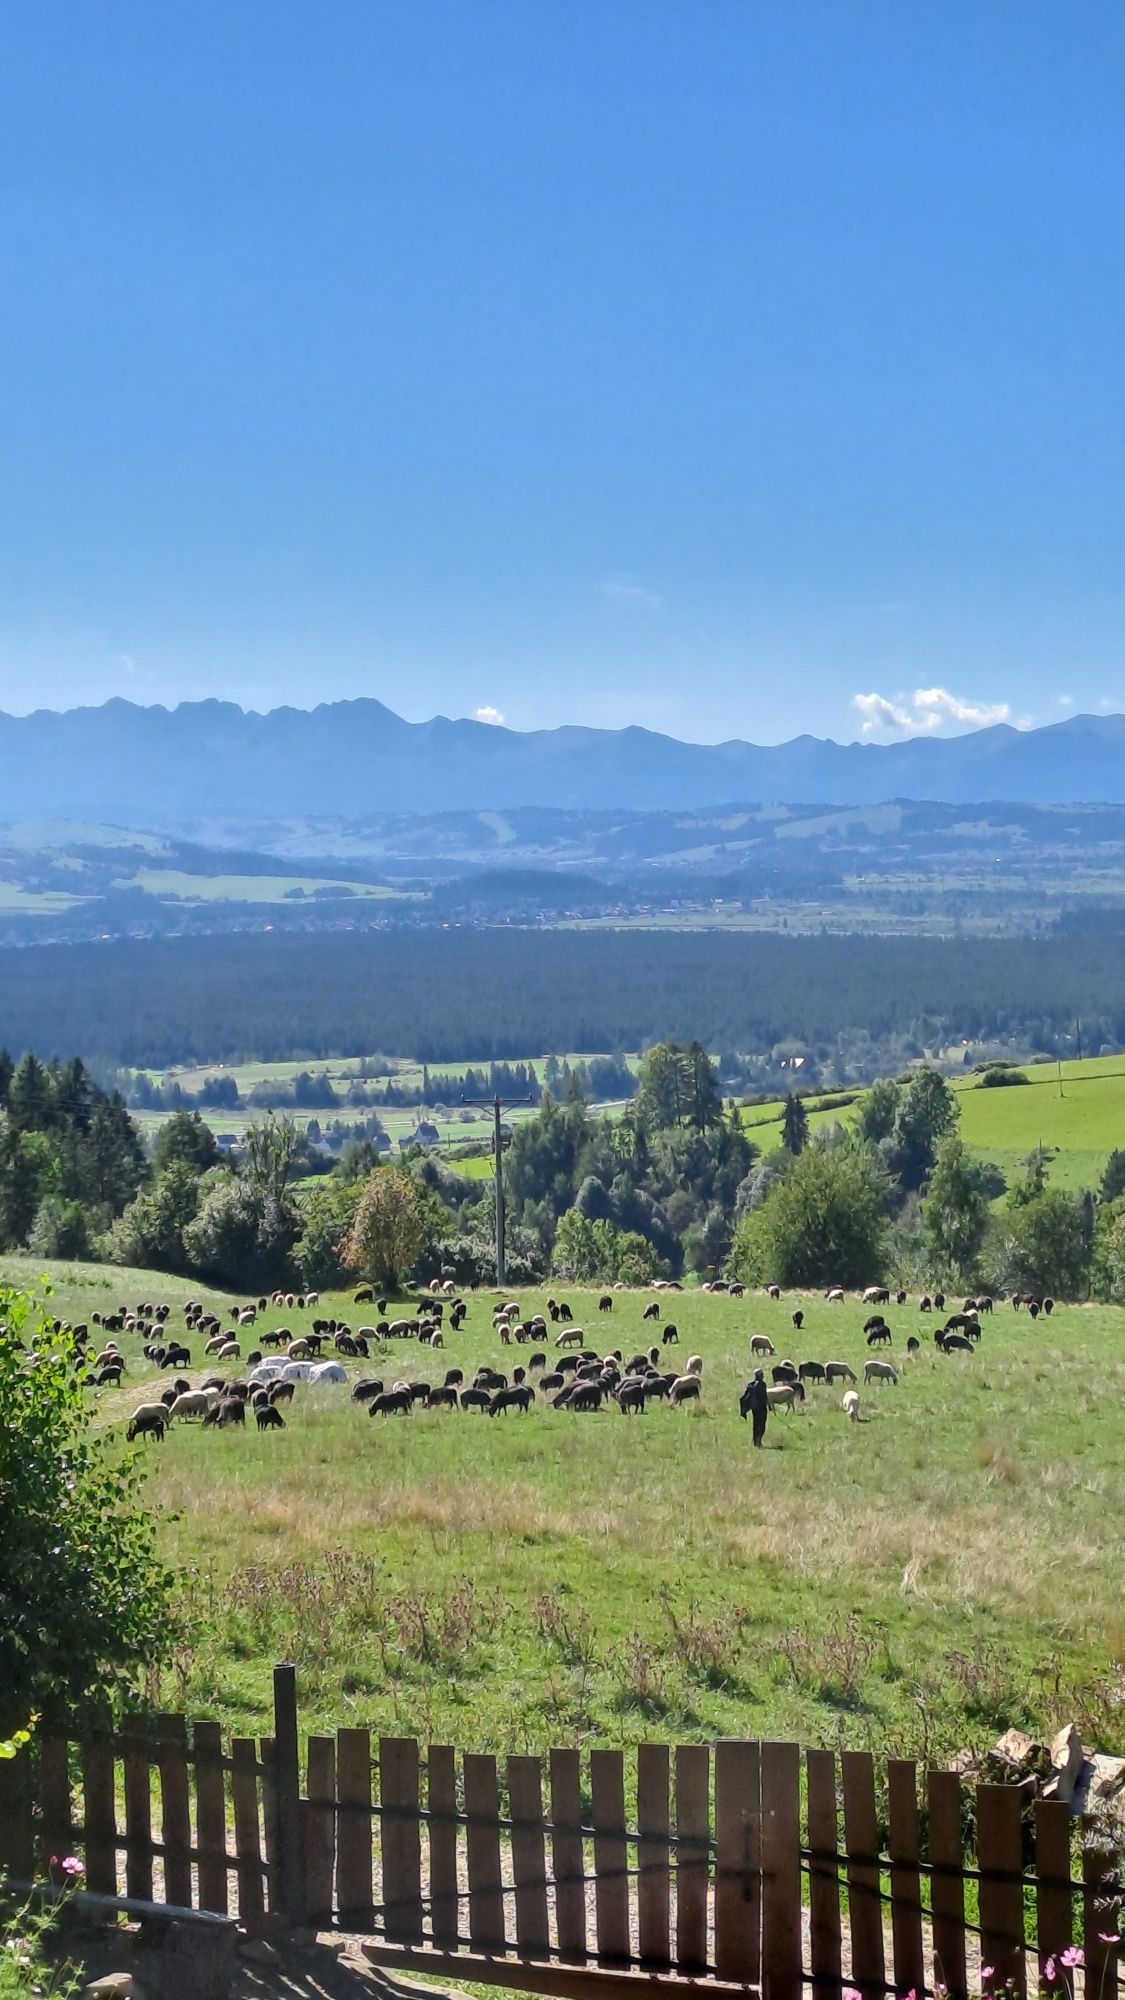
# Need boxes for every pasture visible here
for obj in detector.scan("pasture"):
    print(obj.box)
[8,1256,1125,1762]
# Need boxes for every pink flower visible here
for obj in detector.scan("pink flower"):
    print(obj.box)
[1044,1956,1057,1982]
[1060,1947,1084,1969]
[1099,1934,1120,1947]
[60,1856,84,1878]
[981,1970,995,1985]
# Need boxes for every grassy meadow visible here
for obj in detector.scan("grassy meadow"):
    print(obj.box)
[9,1255,1125,1761]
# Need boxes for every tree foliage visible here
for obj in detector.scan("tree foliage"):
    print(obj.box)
[728,1141,889,1289]
[344,1168,434,1290]
[921,1133,990,1285]
[0,1286,173,1736]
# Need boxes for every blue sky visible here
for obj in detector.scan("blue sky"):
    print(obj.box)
[2,2,1124,744]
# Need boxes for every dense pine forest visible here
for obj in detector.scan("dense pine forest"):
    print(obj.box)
[1,928,1124,1069]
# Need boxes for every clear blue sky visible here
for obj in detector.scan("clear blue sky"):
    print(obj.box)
[2,2,1124,744]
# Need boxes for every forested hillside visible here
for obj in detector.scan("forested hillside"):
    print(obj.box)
[1,927,1123,1069]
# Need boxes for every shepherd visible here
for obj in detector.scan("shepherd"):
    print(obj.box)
[739,1367,769,1449]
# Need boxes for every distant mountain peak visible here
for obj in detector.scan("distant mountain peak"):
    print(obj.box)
[0,698,1120,823]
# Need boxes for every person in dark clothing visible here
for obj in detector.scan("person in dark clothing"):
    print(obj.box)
[739,1367,769,1447]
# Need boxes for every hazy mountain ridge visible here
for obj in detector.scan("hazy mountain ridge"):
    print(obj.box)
[1,698,1124,821]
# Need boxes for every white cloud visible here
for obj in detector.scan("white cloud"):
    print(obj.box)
[601,576,662,612]
[852,691,916,735]
[473,704,506,726]
[853,686,1011,738]
[1057,694,1075,709]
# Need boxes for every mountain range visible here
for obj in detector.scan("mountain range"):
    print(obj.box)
[2,698,1124,822]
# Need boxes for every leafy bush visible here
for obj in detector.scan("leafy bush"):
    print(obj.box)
[0,1286,173,1738]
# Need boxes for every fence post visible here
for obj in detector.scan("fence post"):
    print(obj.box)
[272,1663,305,1926]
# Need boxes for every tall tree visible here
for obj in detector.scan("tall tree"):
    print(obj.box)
[780,1092,809,1155]
[921,1133,988,1284]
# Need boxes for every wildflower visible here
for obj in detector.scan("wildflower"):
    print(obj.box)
[1099,1934,1120,1946]
[60,1856,83,1878]
[981,1970,995,1984]
[1060,1947,1084,1969]
[1044,1957,1057,1982]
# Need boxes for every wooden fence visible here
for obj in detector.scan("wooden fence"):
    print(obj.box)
[0,1667,1119,2000]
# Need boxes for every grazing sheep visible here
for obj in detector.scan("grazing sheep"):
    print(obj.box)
[934,1292,946,1311]
[919,1295,932,1312]
[555,1325,585,1349]
[354,1286,374,1303]
[661,1322,680,1345]
[211,1397,246,1427]
[765,1284,781,1300]
[489,1384,534,1415]
[863,1359,898,1386]
[826,1286,845,1304]
[668,1374,702,1405]
[352,1379,386,1404]
[750,1334,776,1356]
[842,1390,862,1422]
[791,1310,804,1333]
[824,1361,856,1385]
[798,1360,826,1385]
[938,1332,974,1354]
[169,1389,218,1421]
[427,1385,459,1409]
[217,1340,241,1361]
[1043,1297,1054,1316]
[598,1295,613,1313]
[269,1380,295,1404]
[862,1286,890,1305]
[766,1382,805,1413]
[459,1386,492,1412]
[771,1362,799,1385]
[729,1283,745,1298]
[126,1407,168,1443]
[896,1290,908,1306]
[685,1353,704,1376]
[643,1302,660,1322]
[866,1325,892,1347]
[615,1378,648,1414]
[369,1388,412,1415]
[905,1336,920,1355]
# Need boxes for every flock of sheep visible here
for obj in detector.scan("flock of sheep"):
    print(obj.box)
[46,1271,1052,1445]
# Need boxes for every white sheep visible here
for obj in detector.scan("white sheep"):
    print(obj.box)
[863,1359,898,1386]
[842,1390,862,1422]
[766,1382,805,1414]
[169,1389,219,1420]
[685,1353,704,1376]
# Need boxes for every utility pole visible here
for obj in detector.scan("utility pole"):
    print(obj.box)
[461,1091,532,1286]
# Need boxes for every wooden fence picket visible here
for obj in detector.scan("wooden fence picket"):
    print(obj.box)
[977,1782,1028,1999]
[121,1717,153,1904]
[81,1736,117,1896]
[464,1752,505,1952]
[427,1744,460,1948]
[674,1744,710,1976]
[841,1750,885,2000]
[157,1715,193,1908]
[927,1768,968,2000]
[806,1747,841,2000]
[303,1735,336,1929]
[590,1748,630,1965]
[887,1757,925,2000]
[507,1754,550,1959]
[38,1734,73,1880]
[548,1747,587,1964]
[1034,1798,1074,1980]
[636,1742,671,1969]
[1084,1821,1118,2000]
[714,1739,759,1987]
[231,1737,265,1924]
[760,1739,801,2000]
[334,1728,373,1930]
[379,1737,423,1944]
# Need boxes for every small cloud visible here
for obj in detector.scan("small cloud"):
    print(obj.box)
[1057,694,1075,709]
[1097,695,1117,712]
[853,691,916,735]
[853,686,1011,738]
[601,576,662,613]
[118,652,136,675]
[473,705,505,726]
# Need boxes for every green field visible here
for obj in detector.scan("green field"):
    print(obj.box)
[11,1256,1124,1760]
[742,1056,1125,1197]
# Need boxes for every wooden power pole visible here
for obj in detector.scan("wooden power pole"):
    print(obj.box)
[460,1091,532,1286]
